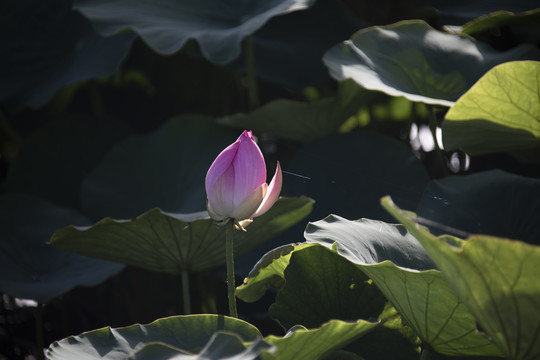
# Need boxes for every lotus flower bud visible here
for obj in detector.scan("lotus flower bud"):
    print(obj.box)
[205,131,282,229]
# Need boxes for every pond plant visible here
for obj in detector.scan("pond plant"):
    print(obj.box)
[1,1,539,359]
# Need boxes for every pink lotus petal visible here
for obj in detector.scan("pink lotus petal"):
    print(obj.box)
[230,183,266,221]
[207,166,235,217]
[252,162,282,218]
[205,139,239,196]
[232,131,266,206]
[207,200,227,221]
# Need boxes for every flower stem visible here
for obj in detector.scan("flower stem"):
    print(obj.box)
[181,270,191,315]
[225,221,238,318]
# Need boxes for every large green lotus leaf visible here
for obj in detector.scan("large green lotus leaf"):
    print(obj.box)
[237,242,419,359]
[74,0,314,64]
[5,115,129,210]
[304,216,502,357]
[382,196,540,360]
[52,197,313,275]
[417,170,540,245]
[442,61,540,156]
[236,243,315,303]
[220,80,375,142]
[269,245,387,330]
[283,130,429,223]
[343,304,421,360]
[263,318,380,360]
[0,0,135,108]
[323,20,540,107]
[46,314,267,360]
[304,216,434,270]
[0,194,124,303]
[80,115,237,221]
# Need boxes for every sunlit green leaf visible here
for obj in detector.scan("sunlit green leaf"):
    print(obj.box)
[323,20,540,106]
[236,243,315,303]
[52,197,313,275]
[383,196,540,360]
[269,245,387,330]
[442,61,540,156]
[46,314,379,360]
[263,318,380,360]
[305,216,501,357]
[343,304,421,360]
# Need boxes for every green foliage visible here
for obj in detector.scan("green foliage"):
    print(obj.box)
[442,61,540,156]
[46,314,266,359]
[383,196,540,360]
[461,8,540,40]
[74,0,315,64]
[323,20,540,106]
[46,314,380,360]
[51,197,313,274]
[268,245,387,330]
[1,0,539,358]
[220,80,375,142]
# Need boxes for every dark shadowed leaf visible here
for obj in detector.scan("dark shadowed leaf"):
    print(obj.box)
[323,20,540,106]
[229,0,366,88]
[80,115,237,221]
[461,8,540,38]
[283,130,429,223]
[5,114,129,210]
[0,194,124,303]
[52,197,313,275]
[416,0,540,25]
[417,170,540,245]
[0,0,135,108]
[75,0,314,64]
[383,196,540,360]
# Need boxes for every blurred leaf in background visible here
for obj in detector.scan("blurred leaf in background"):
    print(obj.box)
[74,0,315,64]
[0,0,135,109]
[0,194,124,304]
